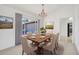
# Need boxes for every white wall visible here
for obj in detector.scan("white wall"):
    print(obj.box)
[60,17,72,39]
[46,5,79,53]
[60,18,67,38]
[46,5,74,34]
[0,5,35,50]
[74,5,79,53]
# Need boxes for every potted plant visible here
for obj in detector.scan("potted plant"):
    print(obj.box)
[40,27,46,35]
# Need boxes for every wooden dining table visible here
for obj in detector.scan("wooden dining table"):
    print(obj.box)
[26,35,50,54]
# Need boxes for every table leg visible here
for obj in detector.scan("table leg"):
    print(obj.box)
[36,46,43,55]
[34,43,43,55]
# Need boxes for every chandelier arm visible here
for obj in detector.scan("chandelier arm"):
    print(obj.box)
[39,4,47,17]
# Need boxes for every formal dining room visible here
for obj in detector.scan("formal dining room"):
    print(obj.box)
[0,4,79,55]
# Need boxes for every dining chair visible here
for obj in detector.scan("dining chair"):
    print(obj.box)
[55,33,59,50]
[42,33,51,46]
[43,33,57,54]
[27,32,32,39]
[35,33,41,38]
[46,33,52,41]
[21,37,37,55]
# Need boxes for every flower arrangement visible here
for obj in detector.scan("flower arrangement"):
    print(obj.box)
[40,27,46,33]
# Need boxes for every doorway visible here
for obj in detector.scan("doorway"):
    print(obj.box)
[67,23,72,37]
[60,17,73,42]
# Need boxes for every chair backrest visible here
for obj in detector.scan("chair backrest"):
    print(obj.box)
[35,33,41,38]
[50,33,58,51]
[46,33,51,38]
[26,32,33,46]
[22,37,29,52]
[50,33,55,39]
[51,34,56,49]
[51,33,59,41]
[27,32,32,39]
[36,33,41,36]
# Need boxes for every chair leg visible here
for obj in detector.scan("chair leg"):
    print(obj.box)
[55,42,59,50]
[53,48,56,55]
[22,50,24,55]
[55,45,58,50]
[57,42,59,48]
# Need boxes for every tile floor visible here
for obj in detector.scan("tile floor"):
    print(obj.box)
[0,39,78,55]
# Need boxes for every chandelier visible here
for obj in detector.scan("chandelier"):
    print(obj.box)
[39,4,47,17]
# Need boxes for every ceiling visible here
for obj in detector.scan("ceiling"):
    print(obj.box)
[2,4,74,16]
[3,4,67,15]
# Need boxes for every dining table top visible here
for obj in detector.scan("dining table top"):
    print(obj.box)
[22,35,49,43]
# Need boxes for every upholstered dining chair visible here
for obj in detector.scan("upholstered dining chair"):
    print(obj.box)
[43,33,58,54]
[45,33,52,41]
[27,32,32,39]
[35,33,41,38]
[42,33,52,46]
[22,37,37,55]
[55,33,59,50]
